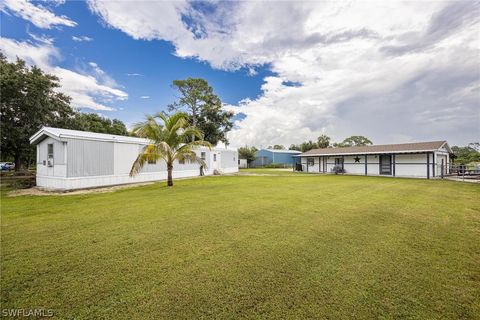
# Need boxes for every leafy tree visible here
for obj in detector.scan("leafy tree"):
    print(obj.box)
[130,112,211,187]
[195,100,234,146]
[169,77,233,145]
[451,143,480,165]
[317,134,331,148]
[267,145,285,150]
[71,113,128,135]
[0,54,75,170]
[289,144,301,151]
[0,54,134,170]
[334,135,373,148]
[300,140,318,152]
[468,142,480,152]
[238,146,257,164]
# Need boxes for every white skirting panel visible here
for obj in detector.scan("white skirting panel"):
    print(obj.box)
[37,166,239,191]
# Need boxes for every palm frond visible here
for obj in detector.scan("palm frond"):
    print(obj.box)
[130,144,166,176]
[130,111,211,180]
[182,139,212,149]
[175,150,207,168]
[132,115,162,141]
[129,151,149,177]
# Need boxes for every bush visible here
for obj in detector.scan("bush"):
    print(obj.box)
[7,177,36,189]
[264,163,292,168]
[332,165,345,174]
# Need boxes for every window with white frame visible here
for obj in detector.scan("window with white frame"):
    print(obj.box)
[201,152,206,160]
[307,158,314,166]
[213,154,217,162]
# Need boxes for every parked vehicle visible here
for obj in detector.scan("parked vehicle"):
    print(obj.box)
[1,162,15,171]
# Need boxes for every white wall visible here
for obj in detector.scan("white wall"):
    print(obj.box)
[298,152,439,178]
[395,153,428,178]
[343,155,365,175]
[36,137,67,178]
[66,138,114,177]
[36,138,238,190]
[114,142,140,175]
[303,157,320,173]
[366,155,379,175]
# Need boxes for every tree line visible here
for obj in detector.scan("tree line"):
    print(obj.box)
[238,135,373,164]
[0,53,233,171]
[240,134,480,166]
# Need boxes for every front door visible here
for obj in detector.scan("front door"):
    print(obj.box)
[379,155,392,175]
[212,152,220,171]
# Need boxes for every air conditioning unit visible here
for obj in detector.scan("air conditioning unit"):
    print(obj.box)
[47,156,54,167]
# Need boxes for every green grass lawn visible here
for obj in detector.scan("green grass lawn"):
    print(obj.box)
[1,174,479,319]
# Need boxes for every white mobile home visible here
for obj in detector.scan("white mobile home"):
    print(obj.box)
[30,127,238,190]
[296,141,451,179]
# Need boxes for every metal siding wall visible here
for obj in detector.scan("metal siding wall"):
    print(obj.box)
[274,153,294,164]
[255,150,273,162]
[220,150,237,168]
[67,138,114,177]
[114,143,142,175]
[37,137,66,165]
[142,159,168,172]
[254,150,299,166]
[39,140,47,164]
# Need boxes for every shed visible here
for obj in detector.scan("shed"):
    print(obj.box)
[252,149,302,167]
[30,127,238,190]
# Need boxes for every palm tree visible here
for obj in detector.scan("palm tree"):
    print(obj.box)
[130,112,211,187]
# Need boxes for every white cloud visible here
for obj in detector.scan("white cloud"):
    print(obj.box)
[126,73,143,76]
[140,96,150,99]
[86,61,120,89]
[0,37,127,111]
[1,0,76,29]
[88,1,480,146]
[27,32,54,45]
[72,35,93,42]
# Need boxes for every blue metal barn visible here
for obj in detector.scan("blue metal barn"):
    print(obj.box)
[252,149,302,167]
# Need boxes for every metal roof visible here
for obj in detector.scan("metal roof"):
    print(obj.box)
[30,127,238,152]
[30,127,150,144]
[298,141,451,156]
[261,149,302,154]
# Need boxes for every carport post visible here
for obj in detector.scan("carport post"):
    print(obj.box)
[364,154,367,175]
[427,153,430,179]
[392,154,396,177]
[441,158,444,178]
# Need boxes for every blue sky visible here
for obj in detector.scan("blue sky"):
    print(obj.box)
[1,1,269,124]
[1,1,479,147]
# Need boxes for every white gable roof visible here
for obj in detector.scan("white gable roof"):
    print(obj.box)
[30,127,150,145]
[29,127,238,152]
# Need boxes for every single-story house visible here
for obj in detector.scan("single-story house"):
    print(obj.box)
[296,141,451,179]
[30,127,238,190]
[252,149,302,167]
